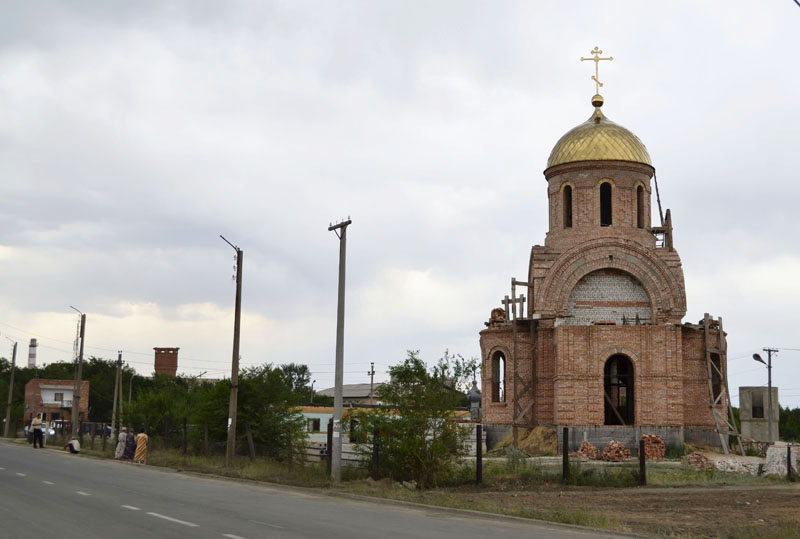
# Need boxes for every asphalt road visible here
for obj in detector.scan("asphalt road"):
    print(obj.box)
[0,441,622,539]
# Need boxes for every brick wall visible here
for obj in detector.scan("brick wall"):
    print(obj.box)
[566,268,652,325]
[154,347,179,376]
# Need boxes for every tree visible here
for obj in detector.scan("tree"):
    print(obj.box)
[349,350,476,488]
[279,363,312,403]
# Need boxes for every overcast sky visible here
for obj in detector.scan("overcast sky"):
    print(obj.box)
[1,1,799,408]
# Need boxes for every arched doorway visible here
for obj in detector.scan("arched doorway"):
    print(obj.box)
[604,355,634,425]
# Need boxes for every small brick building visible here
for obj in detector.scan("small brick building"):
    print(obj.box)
[24,379,89,423]
[480,93,730,450]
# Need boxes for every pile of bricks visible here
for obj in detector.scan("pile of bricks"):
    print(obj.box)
[601,440,631,461]
[639,434,666,461]
[574,440,601,461]
[684,451,714,470]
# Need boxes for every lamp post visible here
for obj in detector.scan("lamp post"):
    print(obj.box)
[220,235,243,468]
[70,306,86,435]
[310,380,316,404]
[753,349,778,443]
[3,336,17,438]
[328,218,351,482]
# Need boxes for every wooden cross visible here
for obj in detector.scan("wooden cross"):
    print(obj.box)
[580,46,613,95]
[501,294,526,321]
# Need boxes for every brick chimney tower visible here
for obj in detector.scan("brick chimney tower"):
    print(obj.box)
[153,347,179,376]
[27,338,38,368]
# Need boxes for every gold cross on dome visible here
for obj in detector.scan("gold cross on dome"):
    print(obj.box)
[580,46,613,95]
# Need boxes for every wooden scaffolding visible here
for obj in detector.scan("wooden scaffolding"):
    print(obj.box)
[703,313,744,456]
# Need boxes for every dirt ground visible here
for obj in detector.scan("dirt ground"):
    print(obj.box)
[359,478,800,538]
[469,483,800,537]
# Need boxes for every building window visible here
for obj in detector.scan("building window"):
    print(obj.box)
[54,393,63,402]
[600,182,612,226]
[710,353,722,401]
[604,355,634,425]
[563,185,573,228]
[636,185,645,228]
[491,351,505,403]
[752,392,764,419]
[307,418,321,432]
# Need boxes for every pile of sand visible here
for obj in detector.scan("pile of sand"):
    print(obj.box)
[488,426,558,457]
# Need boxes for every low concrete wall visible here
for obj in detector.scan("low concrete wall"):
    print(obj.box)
[483,424,512,451]
[557,425,685,455]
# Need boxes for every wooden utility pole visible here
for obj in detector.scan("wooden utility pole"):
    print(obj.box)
[367,362,375,404]
[221,235,243,467]
[70,310,86,434]
[4,339,17,438]
[329,218,351,482]
[110,352,121,437]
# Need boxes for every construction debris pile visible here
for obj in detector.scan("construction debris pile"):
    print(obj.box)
[639,434,666,461]
[684,451,714,470]
[574,440,601,461]
[601,440,631,461]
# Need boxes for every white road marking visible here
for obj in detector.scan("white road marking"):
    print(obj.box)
[16,473,26,477]
[223,535,249,539]
[249,519,285,529]
[43,481,55,485]
[0,466,5,470]
[121,505,140,511]
[76,491,90,496]
[146,512,199,527]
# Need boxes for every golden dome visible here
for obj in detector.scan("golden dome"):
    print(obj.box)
[546,97,652,169]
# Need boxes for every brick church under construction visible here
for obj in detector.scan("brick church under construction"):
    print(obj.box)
[479,69,738,452]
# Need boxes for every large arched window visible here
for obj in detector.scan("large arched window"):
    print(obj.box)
[604,355,634,425]
[563,185,573,228]
[636,185,645,229]
[491,351,505,403]
[600,182,612,226]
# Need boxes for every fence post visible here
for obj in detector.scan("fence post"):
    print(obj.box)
[103,423,108,451]
[639,439,647,486]
[326,418,333,476]
[287,435,294,471]
[476,424,483,485]
[91,423,96,449]
[562,427,569,483]
[79,420,84,446]
[164,417,170,449]
[182,417,187,456]
[245,423,256,462]
[371,427,379,480]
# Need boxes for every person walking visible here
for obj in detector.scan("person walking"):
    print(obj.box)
[122,430,136,460]
[31,415,44,448]
[114,427,127,459]
[133,430,148,465]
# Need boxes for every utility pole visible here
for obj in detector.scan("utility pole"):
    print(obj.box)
[328,218,351,482]
[110,352,121,436]
[221,235,243,467]
[70,307,86,434]
[753,348,778,443]
[4,337,17,438]
[367,362,375,404]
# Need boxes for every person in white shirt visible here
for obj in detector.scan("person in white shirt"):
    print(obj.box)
[64,437,80,454]
[31,415,44,448]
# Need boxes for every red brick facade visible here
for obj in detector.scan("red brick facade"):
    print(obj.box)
[480,100,725,438]
[154,347,179,376]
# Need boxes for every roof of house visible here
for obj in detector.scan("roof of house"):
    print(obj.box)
[317,383,383,398]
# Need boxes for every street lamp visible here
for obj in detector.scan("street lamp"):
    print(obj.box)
[753,349,777,443]
[310,380,316,404]
[3,336,17,438]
